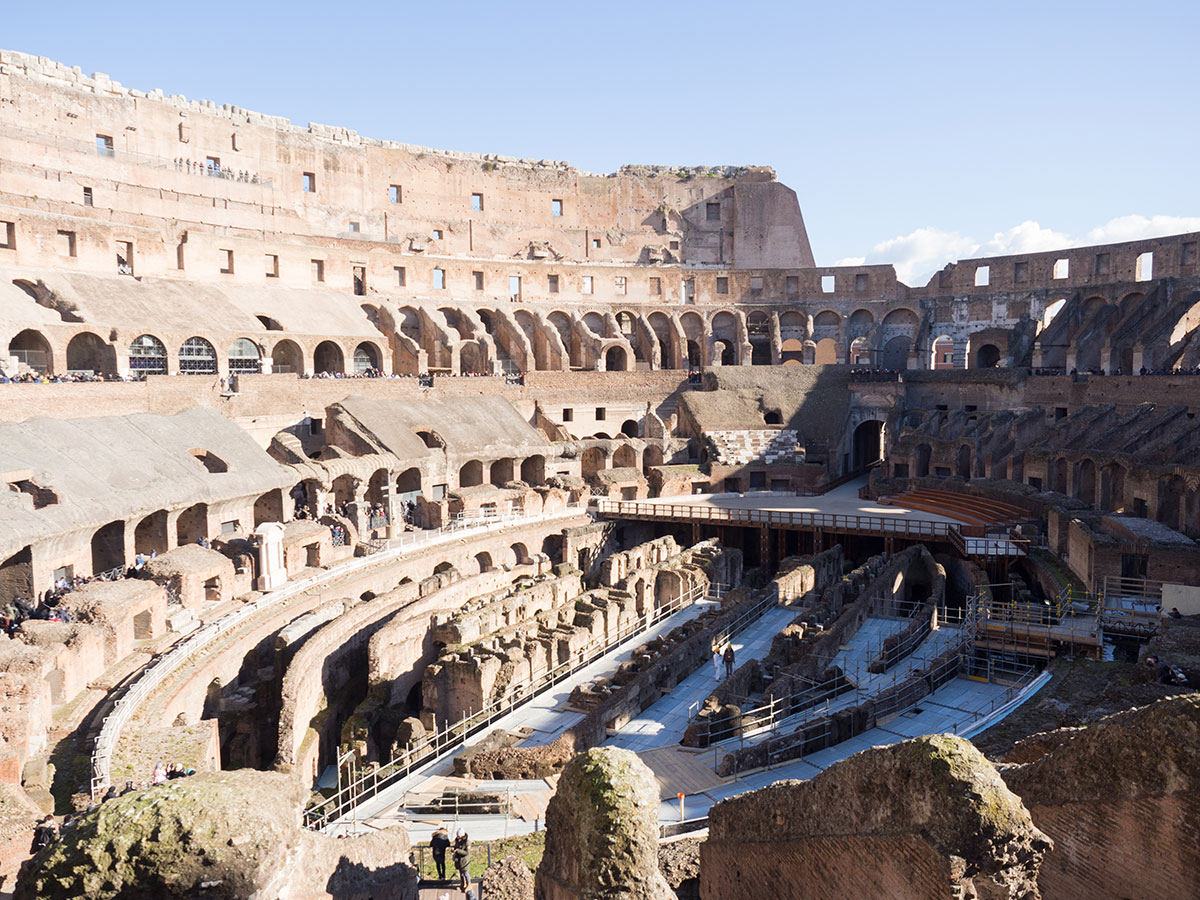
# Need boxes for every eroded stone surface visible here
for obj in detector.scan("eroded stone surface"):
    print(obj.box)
[535,747,673,900]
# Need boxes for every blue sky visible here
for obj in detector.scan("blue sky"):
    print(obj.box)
[6,1,1198,283]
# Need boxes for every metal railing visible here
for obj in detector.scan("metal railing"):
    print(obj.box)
[305,577,725,831]
[88,505,586,796]
[691,599,978,746]
[595,499,956,540]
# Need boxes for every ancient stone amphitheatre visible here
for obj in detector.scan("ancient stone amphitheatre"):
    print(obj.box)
[0,46,1197,900]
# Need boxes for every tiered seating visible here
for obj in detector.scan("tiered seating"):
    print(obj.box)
[883,488,1029,528]
[707,429,802,466]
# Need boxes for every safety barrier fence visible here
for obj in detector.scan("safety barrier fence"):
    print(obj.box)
[305,579,727,831]
[89,506,586,796]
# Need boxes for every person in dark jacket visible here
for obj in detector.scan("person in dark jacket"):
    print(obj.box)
[452,829,470,891]
[430,825,451,881]
[723,644,736,679]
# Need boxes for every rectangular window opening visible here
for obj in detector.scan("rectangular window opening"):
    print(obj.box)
[591,238,601,249]
[614,276,626,296]
[786,275,799,295]
[649,276,662,296]
[595,407,606,421]
[582,275,593,295]
[96,134,114,157]
[432,229,443,240]
[116,241,133,275]
[433,268,446,290]
[353,265,367,296]
[706,201,720,222]
[220,249,234,274]
[509,274,521,300]
[471,192,483,211]
[395,266,406,287]
[473,270,484,291]
[1053,258,1069,279]
[854,273,869,292]
[312,259,325,282]
[82,186,94,207]
[349,221,360,233]
[1095,253,1110,276]
[1013,261,1029,283]
[302,171,315,192]
[716,277,729,295]
[1135,251,1154,282]
[551,199,563,217]
[750,276,764,296]
[821,275,835,293]
[57,230,76,258]
[974,265,990,287]
[389,184,402,203]
[266,254,279,278]
[562,408,574,422]
[548,274,560,293]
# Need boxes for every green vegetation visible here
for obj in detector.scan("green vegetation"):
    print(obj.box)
[412,829,545,879]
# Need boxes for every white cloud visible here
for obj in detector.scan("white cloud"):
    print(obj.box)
[847,214,1200,287]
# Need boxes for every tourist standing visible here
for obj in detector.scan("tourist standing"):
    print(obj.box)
[452,829,471,892]
[430,825,451,881]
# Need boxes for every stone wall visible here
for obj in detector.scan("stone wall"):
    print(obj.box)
[700,735,1048,900]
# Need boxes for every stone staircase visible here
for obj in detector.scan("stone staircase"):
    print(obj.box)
[708,429,803,466]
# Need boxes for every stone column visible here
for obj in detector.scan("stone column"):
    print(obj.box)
[254,522,286,591]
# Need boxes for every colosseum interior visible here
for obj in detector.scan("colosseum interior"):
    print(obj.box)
[1,48,1198,900]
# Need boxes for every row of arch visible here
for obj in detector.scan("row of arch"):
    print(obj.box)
[7,329,384,377]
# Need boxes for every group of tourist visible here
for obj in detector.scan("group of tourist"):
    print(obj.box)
[848,368,903,381]
[2,594,71,635]
[1145,654,1189,686]
[0,371,140,384]
[173,158,262,183]
[429,825,472,893]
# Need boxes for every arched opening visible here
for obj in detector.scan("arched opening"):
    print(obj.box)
[332,474,357,507]
[510,542,529,565]
[813,310,841,342]
[583,312,607,337]
[91,520,125,573]
[366,469,390,507]
[881,336,911,370]
[416,430,446,450]
[353,341,382,374]
[780,338,804,365]
[747,311,771,365]
[1050,458,1068,494]
[129,334,168,376]
[489,458,514,486]
[620,419,640,438]
[814,338,838,365]
[713,339,735,366]
[763,410,782,425]
[66,332,115,374]
[642,445,664,474]
[1100,464,1125,511]
[176,502,209,545]
[134,510,169,556]
[915,444,931,478]
[686,340,701,367]
[1158,476,1185,531]
[433,561,456,576]
[613,444,637,469]
[396,467,422,496]
[604,345,627,372]
[852,421,883,472]
[270,339,303,375]
[255,314,283,331]
[8,329,52,374]
[1077,459,1097,506]
[227,338,262,375]
[179,336,218,375]
[253,489,283,526]
[313,341,344,375]
[956,445,972,479]
[474,551,493,574]
[973,343,1001,368]
[520,455,545,485]
[581,447,607,477]
[849,337,872,366]
[459,460,484,488]
[932,335,955,370]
